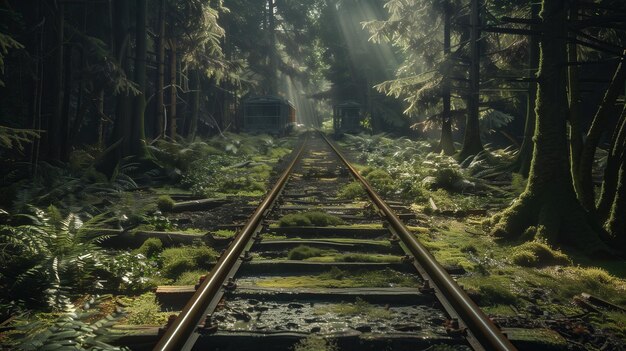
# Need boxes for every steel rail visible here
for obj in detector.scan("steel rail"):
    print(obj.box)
[153,135,308,351]
[320,132,517,351]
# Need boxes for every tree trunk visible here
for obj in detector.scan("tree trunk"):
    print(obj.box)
[188,70,200,141]
[48,1,64,160]
[268,0,277,95]
[577,51,626,212]
[459,0,484,161]
[437,3,455,156]
[168,40,177,139]
[568,0,584,195]
[597,105,626,222]
[514,2,540,177]
[131,0,149,158]
[112,0,132,157]
[60,41,72,161]
[489,0,606,253]
[155,0,165,138]
[604,115,626,250]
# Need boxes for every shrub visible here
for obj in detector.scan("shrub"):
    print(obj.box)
[157,195,175,212]
[337,182,366,199]
[135,238,164,258]
[511,241,571,268]
[160,245,218,278]
[125,292,166,325]
[434,167,463,188]
[364,169,396,195]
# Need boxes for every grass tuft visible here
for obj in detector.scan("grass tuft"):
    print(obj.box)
[160,245,218,278]
[287,245,328,260]
[511,241,571,267]
[134,238,164,258]
[157,195,175,212]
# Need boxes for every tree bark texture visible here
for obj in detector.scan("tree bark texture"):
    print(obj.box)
[131,0,149,158]
[568,0,584,195]
[168,40,178,139]
[459,0,484,160]
[155,0,166,138]
[598,106,626,222]
[437,3,455,156]
[577,51,626,212]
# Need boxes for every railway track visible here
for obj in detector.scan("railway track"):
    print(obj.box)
[147,131,516,351]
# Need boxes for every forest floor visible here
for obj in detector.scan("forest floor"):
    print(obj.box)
[0,131,624,350]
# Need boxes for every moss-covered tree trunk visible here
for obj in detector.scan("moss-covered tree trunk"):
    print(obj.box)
[459,0,484,160]
[490,0,605,253]
[437,3,455,156]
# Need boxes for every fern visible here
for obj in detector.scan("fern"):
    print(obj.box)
[10,295,129,351]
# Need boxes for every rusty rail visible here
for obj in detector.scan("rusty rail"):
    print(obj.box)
[320,132,517,351]
[152,136,307,351]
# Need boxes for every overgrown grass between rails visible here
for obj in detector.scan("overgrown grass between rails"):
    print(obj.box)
[278,211,345,227]
[285,245,400,263]
[253,267,419,288]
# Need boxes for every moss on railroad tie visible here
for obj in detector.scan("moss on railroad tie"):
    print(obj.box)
[278,211,345,227]
[252,267,419,289]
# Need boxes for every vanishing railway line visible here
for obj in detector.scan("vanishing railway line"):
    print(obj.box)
[146,131,516,351]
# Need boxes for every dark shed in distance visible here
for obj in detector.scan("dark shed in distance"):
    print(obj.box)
[243,96,295,135]
[333,101,363,134]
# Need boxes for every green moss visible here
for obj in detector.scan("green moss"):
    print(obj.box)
[254,268,419,289]
[287,245,331,260]
[174,270,209,285]
[460,275,518,305]
[134,238,164,258]
[212,229,236,238]
[293,336,338,351]
[278,211,345,227]
[331,253,400,263]
[160,245,218,279]
[124,292,169,325]
[157,195,175,212]
[511,241,571,267]
[278,213,312,227]
[337,182,366,200]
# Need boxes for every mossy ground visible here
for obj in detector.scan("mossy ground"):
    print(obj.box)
[418,218,626,340]
[279,245,400,263]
